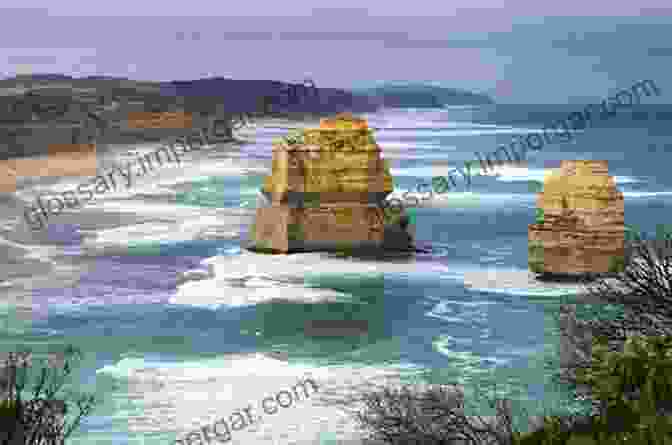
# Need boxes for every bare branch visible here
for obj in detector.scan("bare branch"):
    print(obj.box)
[1,346,96,444]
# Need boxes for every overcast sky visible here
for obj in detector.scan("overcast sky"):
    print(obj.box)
[1,2,671,103]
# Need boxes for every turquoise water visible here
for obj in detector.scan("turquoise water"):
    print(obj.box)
[3,105,671,444]
[173,175,265,209]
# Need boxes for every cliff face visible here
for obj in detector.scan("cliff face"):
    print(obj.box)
[251,113,410,254]
[528,160,625,276]
[0,75,379,161]
[262,114,393,203]
[162,78,378,114]
[0,83,201,160]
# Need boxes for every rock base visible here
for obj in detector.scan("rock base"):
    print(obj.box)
[248,202,414,254]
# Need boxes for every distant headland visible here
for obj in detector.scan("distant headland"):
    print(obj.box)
[0,74,494,161]
[353,82,494,108]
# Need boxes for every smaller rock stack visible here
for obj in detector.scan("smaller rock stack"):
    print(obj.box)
[528,160,625,276]
[250,113,413,254]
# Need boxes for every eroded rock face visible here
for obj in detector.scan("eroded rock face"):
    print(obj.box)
[529,160,625,276]
[262,113,393,202]
[250,113,411,253]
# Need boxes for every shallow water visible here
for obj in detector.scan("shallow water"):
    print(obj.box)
[1,105,671,444]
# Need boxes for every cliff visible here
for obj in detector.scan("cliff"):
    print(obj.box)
[261,113,393,202]
[528,160,625,277]
[250,113,413,254]
[161,77,378,114]
[0,74,379,161]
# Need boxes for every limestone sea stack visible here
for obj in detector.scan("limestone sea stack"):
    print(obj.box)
[528,160,625,277]
[249,112,413,254]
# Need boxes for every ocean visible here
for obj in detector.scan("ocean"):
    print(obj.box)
[0,104,671,444]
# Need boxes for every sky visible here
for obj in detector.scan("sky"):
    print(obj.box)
[1,1,671,103]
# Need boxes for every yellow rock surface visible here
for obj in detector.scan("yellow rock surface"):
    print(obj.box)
[253,204,387,253]
[262,113,393,201]
[253,113,409,253]
[529,160,625,275]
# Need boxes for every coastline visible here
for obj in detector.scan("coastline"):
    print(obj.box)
[1,99,669,444]
[0,112,328,310]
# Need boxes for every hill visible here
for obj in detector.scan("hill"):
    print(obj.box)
[356,83,494,108]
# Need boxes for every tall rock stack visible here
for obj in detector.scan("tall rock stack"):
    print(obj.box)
[528,160,625,276]
[250,113,412,254]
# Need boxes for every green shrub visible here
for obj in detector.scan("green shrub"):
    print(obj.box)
[287,223,304,242]
[282,130,305,146]
[349,332,672,444]
[350,241,672,444]
[349,380,612,445]
[512,416,575,445]
[253,239,274,253]
[574,334,672,443]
